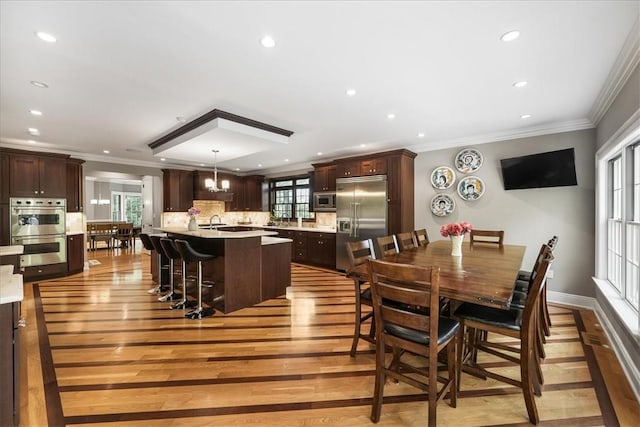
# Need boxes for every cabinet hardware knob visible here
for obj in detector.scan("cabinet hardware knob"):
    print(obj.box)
[18,319,26,328]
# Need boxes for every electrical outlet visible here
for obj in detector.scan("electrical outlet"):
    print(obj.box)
[547,269,554,278]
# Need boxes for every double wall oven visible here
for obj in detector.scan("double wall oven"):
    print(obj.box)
[10,198,67,268]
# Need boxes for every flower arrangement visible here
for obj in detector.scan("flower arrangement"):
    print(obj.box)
[187,207,201,218]
[440,221,473,237]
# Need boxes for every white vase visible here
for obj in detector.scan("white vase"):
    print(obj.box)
[450,235,463,256]
[188,217,198,231]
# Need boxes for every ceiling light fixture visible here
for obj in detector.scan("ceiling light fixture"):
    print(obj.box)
[360,144,366,148]
[284,158,289,162]
[35,31,57,43]
[387,113,396,120]
[176,116,186,123]
[103,150,110,154]
[30,80,48,88]
[160,158,166,161]
[29,109,42,116]
[346,89,357,96]
[204,149,230,192]
[258,164,263,167]
[317,152,323,156]
[500,30,520,42]
[418,133,425,138]
[520,114,532,119]
[513,81,528,88]
[260,35,276,48]
[235,168,240,171]
[28,140,37,144]
[27,128,39,135]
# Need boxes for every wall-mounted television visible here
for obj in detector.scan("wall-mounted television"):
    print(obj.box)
[500,148,578,190]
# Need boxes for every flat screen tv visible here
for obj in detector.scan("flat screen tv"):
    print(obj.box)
[500,148,578,190]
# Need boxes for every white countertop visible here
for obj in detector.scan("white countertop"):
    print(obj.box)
[261,236,293,245]
[259,225,336,234]
[159,227,278,239]
[0,264,23,304]
[0,245,24,256]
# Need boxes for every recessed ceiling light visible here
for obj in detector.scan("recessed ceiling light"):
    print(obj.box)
[29,109,42,116]
[284,159,289,162]
[520,114,532,119]
[346,89,357,97]
[30,80,48,88]
[199,163,205,167]
[258,164,263,167]
[418,133,425,138]
[35,31,57,43]
[360,144,366,148]
[513,81,528,88]
[27,128,39,135]
[160,158,166,161]
[235,167,240,171]
[176,116,186,123]
[103,150,110,154]
[260,35,275,48]
[28,140,37,144]
[500,30,520,42]
[317,152,323,156]
[387,113,396,120]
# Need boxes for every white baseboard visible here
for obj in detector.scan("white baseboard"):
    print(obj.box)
[594,301,640,402]
[547,290,595,309]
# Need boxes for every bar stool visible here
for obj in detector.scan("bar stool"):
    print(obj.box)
[139,233,167,295]
[174,239,217,319]
[158,238,182,302]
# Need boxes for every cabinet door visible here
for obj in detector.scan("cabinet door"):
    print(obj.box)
[39,157,67,197]
[336,161,360,178]
[0,152,8,201]
[0,204,8,246]
[162,170,194,212]
[313,166,336,192]
[294,232,307,262]
[66,160,84,212]
[9,154,39,197]
[361,158,387,176]
[244,176,264,211]
[307,233,336,267]
[67,234,85,273]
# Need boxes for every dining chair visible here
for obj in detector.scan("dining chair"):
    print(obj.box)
[113,223,134,249]
[395,231,417,251]
[469,229,504,249]
[345,239,376,356]
[376,235,399,257]
[453,251,554,425]
[413,228,430,247]
[366,259,459,426]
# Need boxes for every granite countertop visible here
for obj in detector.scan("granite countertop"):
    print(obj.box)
[0,264,23,304]
[261,236,293,245]
[0,245,24,256]
[258,225,336,234]
[159,227,278,239]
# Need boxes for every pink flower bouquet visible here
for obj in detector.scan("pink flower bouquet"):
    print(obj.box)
[440,221,473,237]
[187,207,201,218]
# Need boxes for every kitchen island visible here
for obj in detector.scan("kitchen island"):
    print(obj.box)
[157,228,292,313]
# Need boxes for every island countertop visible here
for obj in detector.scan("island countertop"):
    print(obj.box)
[158,227,278,239]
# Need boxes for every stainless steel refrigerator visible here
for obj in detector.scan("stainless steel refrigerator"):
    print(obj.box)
[335,175,388,271]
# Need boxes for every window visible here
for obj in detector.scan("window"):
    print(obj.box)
[111,192,143,226]
[270,176,315,220]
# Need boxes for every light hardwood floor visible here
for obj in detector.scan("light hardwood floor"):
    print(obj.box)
[18,245,639,426]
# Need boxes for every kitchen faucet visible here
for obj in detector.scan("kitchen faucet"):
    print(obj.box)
[209,214,222,229]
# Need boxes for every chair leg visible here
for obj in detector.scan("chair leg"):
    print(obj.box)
[158,259,178,302]
[171,260,196,310]
[350,291,363,357]
[370,341,386,423]
[448,334,458,408]
[186,260,213,319]
[521,333,540,424]
[456,322,465,391]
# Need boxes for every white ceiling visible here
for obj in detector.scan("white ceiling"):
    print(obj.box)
[1,1,638,175]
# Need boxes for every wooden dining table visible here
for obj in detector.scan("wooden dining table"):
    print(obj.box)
[347,239,526,309]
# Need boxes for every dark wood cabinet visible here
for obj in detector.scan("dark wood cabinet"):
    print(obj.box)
[293,231,308,262]
[386,150,416,235]
[9,153,67,198]
[0,151,9,202]
[242,175,266,211]
[0,302,20,427]
[307,232,336,268]
[276,229,296,260]
[66,159,84,212]
[67,234,85,274]
[360,158,387,176]
[0,204,9,246]
[336,160,360,178]
[312,165,336,192]
[162,169,194,212]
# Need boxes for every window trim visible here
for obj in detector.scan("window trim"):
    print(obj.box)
[595,110,640,340]
[269,174,315,221]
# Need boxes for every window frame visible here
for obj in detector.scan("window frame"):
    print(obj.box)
[269,174,315,221]
[595,116,640,340]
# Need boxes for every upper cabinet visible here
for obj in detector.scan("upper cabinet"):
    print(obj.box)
[335,157,387,178]
[193,170,234,203]
[225,175,265,211]
[360,158,387,176]
[162,169,194,212]
[312,164,336,192]
[66,158,85,212]
[335,160,360,178]
[8,152,67,198]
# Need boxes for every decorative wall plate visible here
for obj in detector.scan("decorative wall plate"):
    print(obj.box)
[457,176,485,201]
[430,194,455,217]
[430,166,456,189]
[454,148,483,174]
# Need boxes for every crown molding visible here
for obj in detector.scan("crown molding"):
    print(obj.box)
[407,119,595,154]
[590,17,640,126]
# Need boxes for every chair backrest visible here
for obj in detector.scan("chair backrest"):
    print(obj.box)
[366,259,441,355]
[470,229,504,248]
[345,239,376,268]
[160,238,180,260]
[138,233,154,251]
[414,229,429,247]
[548,235,559,250]
[376,235,399,257]
[116,223,133,235]
[396,232,417,251]
[521,251,554,329]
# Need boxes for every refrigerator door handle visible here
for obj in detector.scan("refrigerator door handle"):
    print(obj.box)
[353,203,359,238]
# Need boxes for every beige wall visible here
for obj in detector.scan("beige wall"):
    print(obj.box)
[414,128,596,297]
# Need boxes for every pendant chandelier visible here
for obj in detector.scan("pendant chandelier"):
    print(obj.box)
[204,149,230,192]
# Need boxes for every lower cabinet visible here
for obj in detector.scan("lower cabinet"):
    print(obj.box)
[275,229,336,269]
[0,302,20,427]
[67,234,85,274]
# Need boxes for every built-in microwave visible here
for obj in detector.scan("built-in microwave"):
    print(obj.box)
[313,192,336,211]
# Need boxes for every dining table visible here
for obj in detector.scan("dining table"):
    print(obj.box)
[347,239,526,309]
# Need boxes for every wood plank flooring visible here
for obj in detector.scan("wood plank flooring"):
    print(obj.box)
[18,245,639,426]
